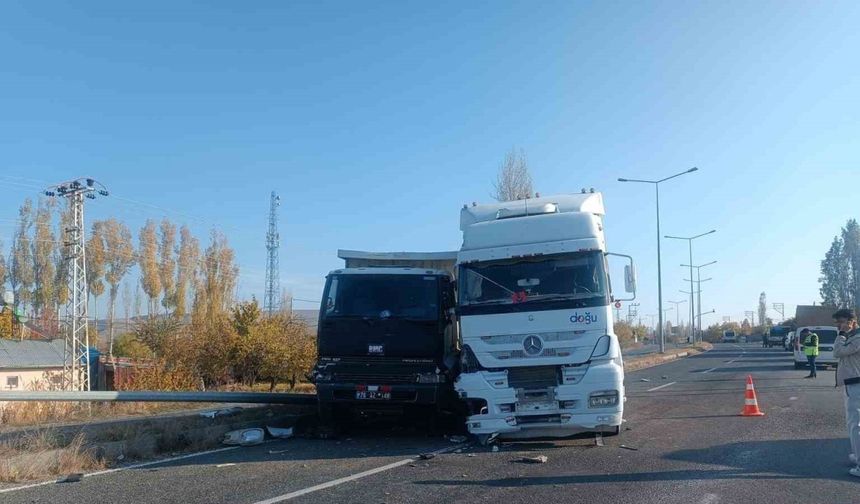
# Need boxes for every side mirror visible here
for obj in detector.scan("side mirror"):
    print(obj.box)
[624,264,637,293]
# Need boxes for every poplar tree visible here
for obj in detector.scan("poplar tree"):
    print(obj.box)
[9,199,34,311]
[158,219,177,314]
[103,219,135,355]
[138,220,161,316]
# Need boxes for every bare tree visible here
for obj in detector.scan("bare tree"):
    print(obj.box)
[102,219,136,355]
[492,148,534,202]
[158,219,177,314]
[87,221,107,330]
[138,220,161,316]
[174,225,199,318]
[9,199,34,311]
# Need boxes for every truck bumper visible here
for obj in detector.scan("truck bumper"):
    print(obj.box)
[454,360,624,437]
[316,383,448,406]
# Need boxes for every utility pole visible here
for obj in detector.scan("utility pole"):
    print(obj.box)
[627,302,640,325]
[772,302,785,322]
[45,178,108,392]
[264,191,281,315]
[666,231,716,343]
[668,299,687,338]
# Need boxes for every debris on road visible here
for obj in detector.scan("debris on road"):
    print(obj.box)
[266,426,294,439]
[215,463,236,468]
[57,473,84,483]
[639,378,651,382]
[199,407,243,419]
[492,445,499,452]
[419,453,436,460]
[516,455,548,464]
[662,375,669,379]
[222,428,265,446]
[448,435,468,443]
[467,454,476,457]
[620,445,639,451]
[268,449,289,455]
[595,433,605,447]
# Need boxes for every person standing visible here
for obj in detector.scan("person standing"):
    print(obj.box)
[832,308,860,476]
[800,328,819,378]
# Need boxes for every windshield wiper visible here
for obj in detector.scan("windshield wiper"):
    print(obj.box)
[465,269,516,296]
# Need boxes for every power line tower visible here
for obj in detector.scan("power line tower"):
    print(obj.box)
[264,191,281,315]
[45,178,109,391]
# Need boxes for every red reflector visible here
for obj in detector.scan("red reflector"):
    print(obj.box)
[380,385,392,393]
[355,384,367,391]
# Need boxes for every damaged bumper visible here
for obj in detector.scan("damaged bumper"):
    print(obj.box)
[454,360,624,437]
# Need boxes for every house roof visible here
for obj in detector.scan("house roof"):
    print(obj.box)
[0,339,65,369]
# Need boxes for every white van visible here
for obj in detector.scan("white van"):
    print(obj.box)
[793,326,839,369]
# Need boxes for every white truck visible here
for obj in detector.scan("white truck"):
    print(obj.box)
[454,192,636,442]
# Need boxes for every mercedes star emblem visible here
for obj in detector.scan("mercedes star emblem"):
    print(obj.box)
[523,335,543,356]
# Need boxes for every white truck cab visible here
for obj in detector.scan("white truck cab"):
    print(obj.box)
[454,192,635,441]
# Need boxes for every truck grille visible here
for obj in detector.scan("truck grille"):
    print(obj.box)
[507,366,559,389]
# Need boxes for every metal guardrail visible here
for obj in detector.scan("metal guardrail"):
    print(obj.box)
[0,391,317,405]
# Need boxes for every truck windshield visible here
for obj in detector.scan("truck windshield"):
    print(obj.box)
[459,251,608,306]
[323,274,440,320]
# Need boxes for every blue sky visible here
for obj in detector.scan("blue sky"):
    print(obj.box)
[1,1,858,325]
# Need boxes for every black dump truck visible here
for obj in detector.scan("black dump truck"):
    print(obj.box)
[312,250,460,426]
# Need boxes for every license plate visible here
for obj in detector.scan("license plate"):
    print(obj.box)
[356,391,391,400]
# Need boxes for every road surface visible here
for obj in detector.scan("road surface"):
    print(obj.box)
[3,343,856,504]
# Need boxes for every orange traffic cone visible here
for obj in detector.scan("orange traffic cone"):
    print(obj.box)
[740,375,765,417]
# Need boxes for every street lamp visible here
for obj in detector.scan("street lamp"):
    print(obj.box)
[618,167,698,353]
[667,299,687,339]
[665,229,716,342]
[682,260,717,340]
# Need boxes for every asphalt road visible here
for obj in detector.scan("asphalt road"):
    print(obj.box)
[4,343,858,504]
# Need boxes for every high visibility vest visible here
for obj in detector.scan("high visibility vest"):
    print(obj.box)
[803,333,819,357]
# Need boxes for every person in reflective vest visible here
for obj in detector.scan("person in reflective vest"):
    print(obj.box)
[801,328,819,378]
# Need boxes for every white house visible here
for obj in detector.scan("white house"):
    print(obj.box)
[0,339,65,391]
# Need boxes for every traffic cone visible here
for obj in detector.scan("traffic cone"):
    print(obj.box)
[740,375,765,417]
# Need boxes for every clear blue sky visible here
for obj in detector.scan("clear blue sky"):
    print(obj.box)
[1,1,858,325]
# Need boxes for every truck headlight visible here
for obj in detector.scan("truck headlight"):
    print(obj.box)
[588,390,619,408]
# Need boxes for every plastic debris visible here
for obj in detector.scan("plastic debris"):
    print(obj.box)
[639,378,650,382]
[491,445,499,453]
[58,473,84,483]
[517,455,548,464]
[619,445,639,451]
[200,407,243,419]
[467,454,476,458]
[216,463,236,468]
[448,435,468,443]
[266,426,294,439]
[595,433,605,447]
[222,428,265,446]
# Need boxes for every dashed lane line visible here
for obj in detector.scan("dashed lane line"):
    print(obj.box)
[251,443,467,504]
[647,381,678,392]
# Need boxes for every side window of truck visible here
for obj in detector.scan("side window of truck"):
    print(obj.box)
[326,277,339,314]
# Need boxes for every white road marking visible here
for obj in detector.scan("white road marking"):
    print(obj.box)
[647,381,677,392]
[0,446,240,495]
[701,367,718,374]
[699,493,720,504]
[252,443,466,504]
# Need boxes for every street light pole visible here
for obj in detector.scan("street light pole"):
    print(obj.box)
[618,167,698,353]
[665,230,716,342]
[685,277,713,341]
[668,299,687,338]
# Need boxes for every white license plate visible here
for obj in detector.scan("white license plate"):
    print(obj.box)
[356,391,391,400]
[520,401,557,412]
